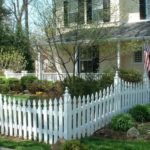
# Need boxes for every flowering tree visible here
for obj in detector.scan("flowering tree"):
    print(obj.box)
[0,48,27,72]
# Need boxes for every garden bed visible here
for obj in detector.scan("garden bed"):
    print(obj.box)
[94,122,150,140]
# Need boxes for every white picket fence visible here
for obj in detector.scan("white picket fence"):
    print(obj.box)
[42,72,104,82]
[0,72,150,144]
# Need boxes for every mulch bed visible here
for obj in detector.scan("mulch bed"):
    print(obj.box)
[93,123,150,141]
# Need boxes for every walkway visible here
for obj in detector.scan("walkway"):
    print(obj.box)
[0,148,14,150]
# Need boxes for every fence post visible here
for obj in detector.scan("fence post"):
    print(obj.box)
[143,71,149,104]
[64,87,71,140]
[114,71,121,114]
[21,70,27,77]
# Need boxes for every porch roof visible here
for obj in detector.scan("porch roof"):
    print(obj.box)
[53,21,150,44]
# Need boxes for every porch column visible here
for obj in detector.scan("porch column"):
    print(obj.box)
[75,47,79,75]
[117,41,121,70]
[84,0,87,24]
[36,52,43,80]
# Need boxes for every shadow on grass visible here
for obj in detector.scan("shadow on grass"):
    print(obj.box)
[81,137,150,150]
[0,136,50,150]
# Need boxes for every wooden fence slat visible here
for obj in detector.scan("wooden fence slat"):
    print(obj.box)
[13,98,17,137]
[43,100,48,143]
[33,100,37,141]
[8,97,13,136]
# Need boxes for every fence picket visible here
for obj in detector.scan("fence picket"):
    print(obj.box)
[13,98,17,137]
[33,100,37,140]
[18,100,22,137]
[54,99,58,143]
[58,98,63,139]
[82,96,86,137]
[0,95,4,134]
[90,94,94,135]
[43,100,48,143]
[8,97,13,136]
[95,93,98,131]
[49,100,53,144]
[72,96,76,139]
[4,96,8,135]
[38,100,42,142]
[22,101,27,139]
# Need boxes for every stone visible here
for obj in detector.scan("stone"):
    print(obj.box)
[127,127,140,139]
[23,90,29,94]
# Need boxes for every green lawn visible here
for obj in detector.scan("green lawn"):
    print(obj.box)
[81,137,150,150]
[0,136,51,150]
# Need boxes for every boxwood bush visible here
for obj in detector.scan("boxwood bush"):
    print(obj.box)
[129,105,150,122]
[110,113,135,132]
[6,78,21,92]
[27,80,53,94]
[119,69,142,83]
[21,76,38,90]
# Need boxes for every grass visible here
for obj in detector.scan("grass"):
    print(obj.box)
[0,136,51,150]
[80,137,150,150]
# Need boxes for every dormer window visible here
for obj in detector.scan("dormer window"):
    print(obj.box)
[140,0,150,19]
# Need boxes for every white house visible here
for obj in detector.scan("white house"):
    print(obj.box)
[35,0,150,80]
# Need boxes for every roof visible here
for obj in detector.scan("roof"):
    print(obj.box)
[52,21,150,43]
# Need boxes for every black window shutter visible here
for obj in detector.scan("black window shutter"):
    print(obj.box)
[78,0,84,24]
[87,0,92,23]
[103,0,110,22]
[64,1,69,26]
[140,0,146,19]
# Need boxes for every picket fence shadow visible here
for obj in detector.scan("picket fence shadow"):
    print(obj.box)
[0,72,150,144]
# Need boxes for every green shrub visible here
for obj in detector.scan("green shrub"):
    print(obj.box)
[129,105,150,122]
[61,140,88,150]
[0,84,9,93]
[27,80,53,94]
[0,70,4,76]
[6,78,21,92]
[21,76,38,90]
[110,113,135,132]
[52,81,64,97]
[0,77,7,84]
[64,76,87,97]
[119,69,142,83]
[98,73,114,90]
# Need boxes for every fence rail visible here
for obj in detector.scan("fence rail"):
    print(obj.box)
[0,72,150,144]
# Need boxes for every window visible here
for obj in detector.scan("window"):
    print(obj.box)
[64,0,84,24]
[79,46,99,73]
[91,0,110,23]
[68,0,78,24]
[134,51,142,63]
[139,0,150,19]
[92,0,103,22]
